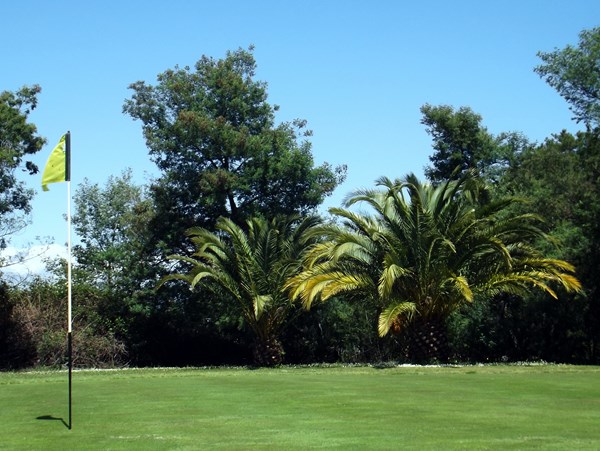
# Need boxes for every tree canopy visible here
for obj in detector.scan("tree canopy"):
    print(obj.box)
[535,27,600,127]
[123,47,346,251]
[72,170,153,292]
[0,85,46,249]
[421,104,527,184]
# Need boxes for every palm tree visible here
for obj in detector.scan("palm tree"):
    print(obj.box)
[161,215,321,366]
[286,173,582,362]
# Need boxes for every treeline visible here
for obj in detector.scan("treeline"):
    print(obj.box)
[1,29,599,368]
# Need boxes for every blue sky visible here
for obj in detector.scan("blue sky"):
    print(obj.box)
[2,0,599,273]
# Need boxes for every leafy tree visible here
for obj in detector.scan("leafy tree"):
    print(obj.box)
[500,129,600,362]
[535,27,600,127]
[531,27,600,361]
[422,104,529,185]
[502,131,590,234]
[0,85,46,251]
[71,170,157,354]
[161,215,322,366]
[123,47,346,251]
[73,170,152,292]
[577,131,600,362]
[287,173,582,362]
[123,47,345,365]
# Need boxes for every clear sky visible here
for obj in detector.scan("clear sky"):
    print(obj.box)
[2,0,599,274]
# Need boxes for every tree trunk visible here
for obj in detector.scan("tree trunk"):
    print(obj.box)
[407,317,450,364]
[252,336,284,367]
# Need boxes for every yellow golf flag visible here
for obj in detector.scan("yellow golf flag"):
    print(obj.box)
[42,134,68,191]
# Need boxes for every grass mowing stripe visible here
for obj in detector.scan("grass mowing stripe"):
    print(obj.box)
[1,365,599,450]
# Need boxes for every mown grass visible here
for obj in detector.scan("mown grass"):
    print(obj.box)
[1,365,599,450]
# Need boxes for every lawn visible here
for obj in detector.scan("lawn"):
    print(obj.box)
[1,365,599,450]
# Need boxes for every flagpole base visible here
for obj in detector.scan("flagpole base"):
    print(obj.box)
[68,331,72,430]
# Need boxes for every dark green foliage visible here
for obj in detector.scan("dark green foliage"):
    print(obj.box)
[422,75,599,364]
[535,27,600,126]
[422,104,528,184]
[523,31,600,359]
[499,129,600,363]
[125,302,251,367]
[448,293,590,363]
[123,47,346,251]
[502,131,590,227]
[435,127,600,365]
[422,104,495,182]
[0,283,36,369]
[71,171,160,359]
[7,34,600,368]
[73,171,154,292]
[0,85,46,250]
[69,163,255,368]
[283,297,404,364]
[121,48,346,366]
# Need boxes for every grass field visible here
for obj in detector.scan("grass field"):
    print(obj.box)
[1,365,599,450]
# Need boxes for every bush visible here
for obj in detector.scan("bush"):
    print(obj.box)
[4,277,127,369]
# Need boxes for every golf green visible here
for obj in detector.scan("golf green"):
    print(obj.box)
[1,365,599,449]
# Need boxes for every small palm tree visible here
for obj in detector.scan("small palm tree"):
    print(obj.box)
[286,173,582,361]
[161,215,321,366]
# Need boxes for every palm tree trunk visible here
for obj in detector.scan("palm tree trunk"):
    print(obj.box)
[252,335,284,367]
[407,316,449,363]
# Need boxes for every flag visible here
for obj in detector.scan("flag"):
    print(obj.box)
[41,133,70,191]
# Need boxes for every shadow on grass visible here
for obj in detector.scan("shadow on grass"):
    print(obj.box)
[36,415,69,429]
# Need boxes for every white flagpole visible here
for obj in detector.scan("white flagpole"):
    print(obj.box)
[67,175,72,335]
[66,131,72,430]
[41,131,73,429]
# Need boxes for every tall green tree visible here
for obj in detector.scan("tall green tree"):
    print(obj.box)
[161,215,322,366]
[502,131,590,238]
[73,170,152,291]
[123,47,346,251]
[422,104,528,185]
[123,47,345,365]
[0,85,46,251]
[71,170,156,350]
[535,27,600,127]
[287,173,582,362]
[500,130,600,362]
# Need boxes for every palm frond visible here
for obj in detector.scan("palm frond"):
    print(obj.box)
[378,301,416,336]
[156,272,194,289]
[286,266,374,309]
[253,294,272,320]
[166,254,203,267]
[378,261,412,299]
[444,275,473,302]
